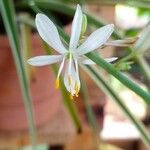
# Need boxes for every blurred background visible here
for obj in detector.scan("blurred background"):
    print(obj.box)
[0,0,150,150]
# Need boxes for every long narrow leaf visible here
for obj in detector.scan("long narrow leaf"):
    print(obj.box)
[84,66,150,149]
[86,52,150,104]
[0,0,36,148]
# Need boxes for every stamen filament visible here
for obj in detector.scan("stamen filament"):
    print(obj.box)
[68,52,72,76]
[68,75,72,86]
[75,59,79,77]
[55,56,65,89]
[74,59,80,97]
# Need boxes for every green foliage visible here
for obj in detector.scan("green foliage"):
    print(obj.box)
[138,8,150,16]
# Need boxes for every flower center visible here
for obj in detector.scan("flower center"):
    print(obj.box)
[55,51,80,100]
[65,51,73,59]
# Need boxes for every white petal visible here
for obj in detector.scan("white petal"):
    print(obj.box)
[64,61,74,94]
[76,24,114,55]
[104,57,118,63]
[27,55,63,66]
[64,61,79,95]
[57,57,65,79]
[69,4,83,50]
[79,56,117,64]
[79,56,96,65]
[36,13,67,54]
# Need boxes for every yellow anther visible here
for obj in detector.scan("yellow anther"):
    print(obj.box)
[76,93,79,97]
[75,90,79,97]
[75,81,79,97]
[70,94,74,100]
[55,78,59,89]
[68,75,72,86]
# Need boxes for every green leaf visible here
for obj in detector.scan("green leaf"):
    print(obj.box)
[132,23,150,88]
[86,52,150,104]
[0,0,36,148]
[135,23,150,52]
[20,16,33,82]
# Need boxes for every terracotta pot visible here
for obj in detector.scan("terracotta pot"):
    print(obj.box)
[65,129,122,150]
[64,129,100,150]
[0,34,61,131]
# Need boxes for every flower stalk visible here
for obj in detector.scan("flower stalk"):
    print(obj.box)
[86,52,150,103]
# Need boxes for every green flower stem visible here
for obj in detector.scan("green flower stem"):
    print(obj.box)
[84,66,150,149]
[80,77,100,132]
[136,54,150,83]
[18,14,35,28]
[60,83,82,133]
[86,52,150,104]
[133,22,150,84]
[135,54,150,125]
[43,42,82,133]
[0,0,36,148]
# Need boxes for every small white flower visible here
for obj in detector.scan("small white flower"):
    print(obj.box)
[27,5,117,99]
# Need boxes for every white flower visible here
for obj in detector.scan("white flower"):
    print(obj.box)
[27,5,117,99]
